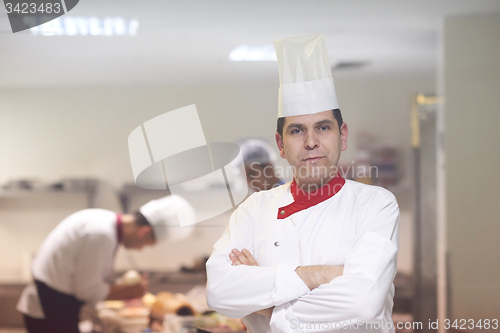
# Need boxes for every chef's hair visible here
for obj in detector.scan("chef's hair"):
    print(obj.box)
[276,109,343,138]
[133,211,152,227]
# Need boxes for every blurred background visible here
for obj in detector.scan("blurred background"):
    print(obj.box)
[0,0,499,332]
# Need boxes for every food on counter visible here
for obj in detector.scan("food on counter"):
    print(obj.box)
[118,306,150,318]
[120,269,142,286]
[97,287,151,332]
[102,300,125,310]
[97,286,213,333]
[194,312,246,332]
[97,303,149,333]
[142,292,157,308]
[149,292,196,333]
[151,291,195,318]
[150,319,164,332]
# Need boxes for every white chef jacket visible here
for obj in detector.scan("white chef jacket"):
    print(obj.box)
[17,209,119,319]
[206,176,399,333]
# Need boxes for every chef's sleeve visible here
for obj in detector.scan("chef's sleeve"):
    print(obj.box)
[206,194,310,319]
[73,233,113,304]
[270,189,399,331]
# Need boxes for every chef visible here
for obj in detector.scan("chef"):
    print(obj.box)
[206,34,399,333]
[17,194,195,333]
[240,138,285,192]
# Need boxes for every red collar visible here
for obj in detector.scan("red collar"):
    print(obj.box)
[116,213,123,244]
[277,174,345,219]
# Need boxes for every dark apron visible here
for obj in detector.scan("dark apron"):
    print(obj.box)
[23,280,84,333]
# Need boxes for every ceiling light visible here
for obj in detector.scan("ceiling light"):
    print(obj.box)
[229,44,277,61]
[29,17,139,36]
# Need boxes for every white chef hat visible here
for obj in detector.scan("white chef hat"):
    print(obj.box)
[273,33,338,118]
[239,138,278,165]
[139,194,195,242]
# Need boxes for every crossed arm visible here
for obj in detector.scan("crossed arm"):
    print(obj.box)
[206,189,399,327]
[229,248,344,317]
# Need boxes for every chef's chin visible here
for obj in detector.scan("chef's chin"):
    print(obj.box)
[294,166,335,184]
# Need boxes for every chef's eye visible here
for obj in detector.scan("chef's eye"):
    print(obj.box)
[319,125,330,131]
[290,128,301,134]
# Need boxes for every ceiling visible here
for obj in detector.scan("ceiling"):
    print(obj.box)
[1,0,499,87]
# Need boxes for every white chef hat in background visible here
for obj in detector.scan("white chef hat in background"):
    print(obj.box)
[274,33,339,118]
[239,138,278,166]
[139,194,195,242]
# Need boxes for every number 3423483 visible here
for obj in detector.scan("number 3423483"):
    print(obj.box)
[444,319,498,330]
[5,2,62,14]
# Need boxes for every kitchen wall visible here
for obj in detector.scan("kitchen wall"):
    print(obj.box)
[0,77,435,281]
[444,15,500,321]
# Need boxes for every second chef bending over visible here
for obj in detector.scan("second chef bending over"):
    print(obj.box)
[17,195,195,333]
[206,34,400,333]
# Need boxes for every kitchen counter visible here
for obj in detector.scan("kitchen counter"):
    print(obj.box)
[0,271,207,329]
[0,284,26,328]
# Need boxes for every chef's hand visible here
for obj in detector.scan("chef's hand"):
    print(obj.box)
[106,275,148,300]
[229,248,258,266]
[295,265,344,290]
[229,249,274,317]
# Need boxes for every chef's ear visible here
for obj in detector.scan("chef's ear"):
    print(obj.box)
[275,132,286,159]
[340,122,349,151]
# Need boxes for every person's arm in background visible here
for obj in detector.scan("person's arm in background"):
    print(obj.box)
[206,194,310,319]
[73,233,115,304]
[73,232,149,303]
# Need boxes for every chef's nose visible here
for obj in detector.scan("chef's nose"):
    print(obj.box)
[305,131,319,150]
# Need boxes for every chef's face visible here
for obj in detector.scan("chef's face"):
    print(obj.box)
[275,110,348,190]
[124,226,156,250]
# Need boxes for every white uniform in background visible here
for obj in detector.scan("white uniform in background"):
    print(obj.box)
[17,209,118,318]
[207,177,399,333]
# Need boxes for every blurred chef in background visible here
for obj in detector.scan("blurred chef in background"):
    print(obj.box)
[17,194,195,333]
[240,138,285,192]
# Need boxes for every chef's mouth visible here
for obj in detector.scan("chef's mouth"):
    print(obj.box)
[302,156,324,162]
